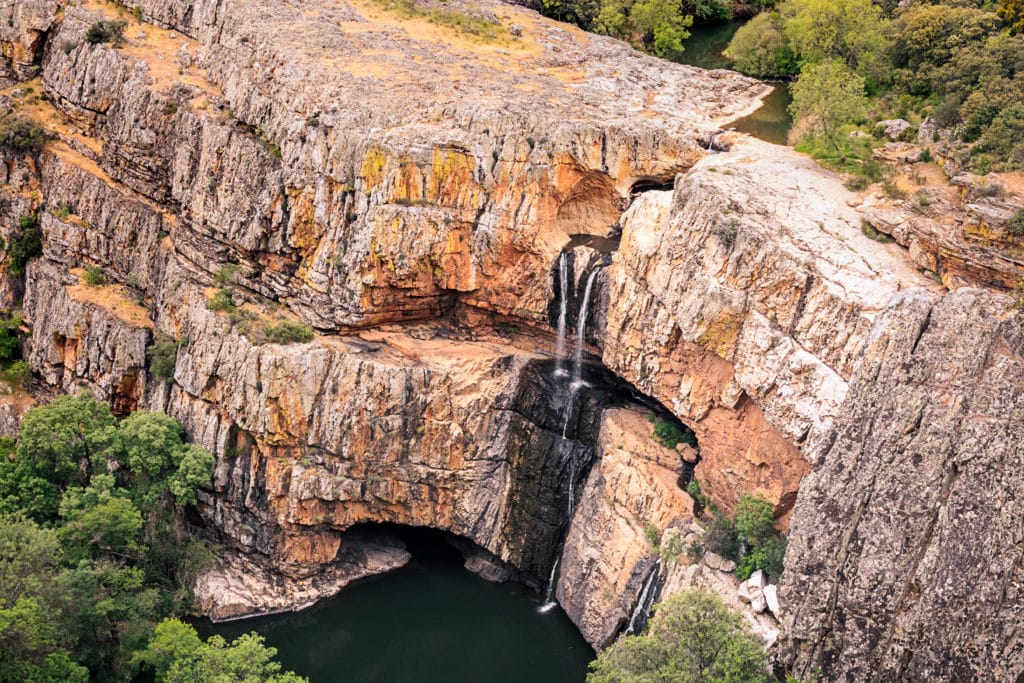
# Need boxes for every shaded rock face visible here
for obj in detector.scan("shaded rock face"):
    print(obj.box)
[782,289,1024,681]
[1,0,1022,679]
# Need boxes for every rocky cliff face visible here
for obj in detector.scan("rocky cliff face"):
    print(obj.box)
[1,0,1022,679]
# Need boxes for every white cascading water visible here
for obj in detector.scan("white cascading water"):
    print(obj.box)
[553,253,569,378]
[539,554,561,613]
[624,560,661,636]
[572,267,601,385]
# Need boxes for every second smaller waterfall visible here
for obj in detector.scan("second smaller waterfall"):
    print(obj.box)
[539,555,561,613]
[553,253,569,377]
[624,560,662,636]
[572,267,601,384]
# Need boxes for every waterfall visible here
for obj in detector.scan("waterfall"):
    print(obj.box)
[707,130,722,152]
[572,267,601,385]
[624,560,661,636]
[539,554,561,613]
[567,452,576,518]
[553,253,569,377]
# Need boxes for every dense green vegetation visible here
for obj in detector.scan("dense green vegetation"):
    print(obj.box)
[725,0,1024,172]
[648,412,698,449]
[688,484,786,582]
[543,0,1024,174]
[0,115,49,153]
[6,214,42,278]
[587,590,771,682]
[85,20,128,46]
[0,394,306,682]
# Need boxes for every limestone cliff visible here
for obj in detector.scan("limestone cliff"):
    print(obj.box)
[0,0,1021,680]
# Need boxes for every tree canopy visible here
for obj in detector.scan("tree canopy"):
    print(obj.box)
[0,394,284,682]
[587,591,771,683]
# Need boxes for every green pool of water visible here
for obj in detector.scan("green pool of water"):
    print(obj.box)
[678,21,794,146]
[199,539,594,683]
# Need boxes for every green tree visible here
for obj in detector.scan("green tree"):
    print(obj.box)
[725,12,797,78]
[6,215,42,278]
[146,333,181,381]
[789,59,868,152]
[167,444,214,508]
[58,475,144,563]
[779,0,889,84]
[593,0,692,59]
[136,618,309,683]
[0,448,59,522]
[16,394,117,488]
[999,0,1024,34]
[588,591,770,683]
[889,5,1001,96]
[735,494,775,547]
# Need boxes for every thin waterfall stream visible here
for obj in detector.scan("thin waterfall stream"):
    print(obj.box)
[541,261,604,614]
[624,560,662,636]
[554,253,569,378]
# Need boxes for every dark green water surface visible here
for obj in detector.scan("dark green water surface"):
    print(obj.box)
[679,22,794,145]
[199,538,594,683]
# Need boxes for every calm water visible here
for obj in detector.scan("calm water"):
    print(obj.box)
[199,538,594,683]
[679,21,794,145]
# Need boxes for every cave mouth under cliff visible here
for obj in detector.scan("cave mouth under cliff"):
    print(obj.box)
[340,522,541,589]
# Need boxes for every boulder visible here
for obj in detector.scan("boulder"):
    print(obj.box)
[747,569,766,589]
[763,583,780,616]
[704,552,737,573]
[876,119,913,140]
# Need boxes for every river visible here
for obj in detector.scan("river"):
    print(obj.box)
[680,21,793,145]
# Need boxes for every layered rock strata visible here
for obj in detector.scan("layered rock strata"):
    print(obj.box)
[0,0,1020,679]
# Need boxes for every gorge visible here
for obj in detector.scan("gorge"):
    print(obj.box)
[0,0,1022,681]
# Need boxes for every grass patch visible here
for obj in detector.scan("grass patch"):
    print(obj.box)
[861,220,895,243]
[367,0,507,41]
[648,413,697,450]
[262,320,314,345]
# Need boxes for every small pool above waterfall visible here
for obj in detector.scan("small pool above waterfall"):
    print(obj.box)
[197,529,594,683]
[677,21,794,146]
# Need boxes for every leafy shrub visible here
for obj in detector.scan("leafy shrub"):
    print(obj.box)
[83,265,105,286]
[1007,208,1024,237]
[0,310,22,361]
[882,178,906,199]
[207,287,236,312]
[588,591,771,682]
[862,220,895,242]
[710,218,738,249]
[920,147,932,162]
[262,320,314,344]
[648,413,697,449]
[735,495,775,547]
[643,522,661,548]
[146,333,183,380]
[704,509,740,561]
[0,115,48,152]
[844,174,871,191]
[85,20,128,46]
[213,263,241,286]
[52,201,74,219]
[978,182,1005,198]
[2,359,29,388]
[6,214,42,277]
[735,534,786,581]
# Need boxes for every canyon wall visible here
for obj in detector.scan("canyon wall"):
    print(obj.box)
[0,0,1021,679]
